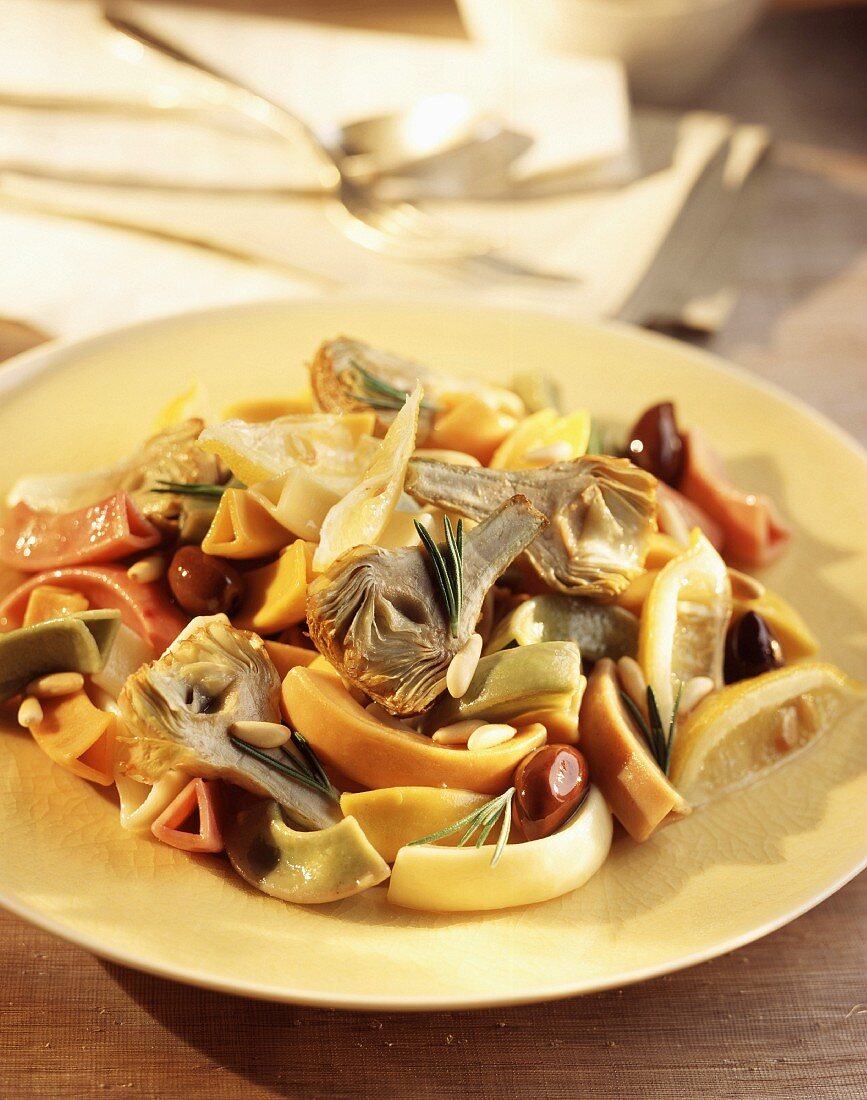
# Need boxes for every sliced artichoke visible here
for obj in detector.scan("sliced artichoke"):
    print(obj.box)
[119,419,225,523]
[307,495,547,716]
[310,337,525,438]
[117,616,340,830]
[6,419,224,526]
[405,455,657,598]
[486,595,639,663]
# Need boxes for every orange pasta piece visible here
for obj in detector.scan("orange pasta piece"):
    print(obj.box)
[30,690,116,786]
[233,541,315,633]
[22,585,89,626]
[426,395,517,465]
[201,488,290,560]
[222,392,314,420]
[263,640,320,678]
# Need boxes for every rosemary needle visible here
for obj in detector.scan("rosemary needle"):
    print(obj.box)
[414,515,464,637]
[620,682,683,775]
[409,788,515,868]
[350,361,442,412]
[153,480,231,498]
[229,735,338,800]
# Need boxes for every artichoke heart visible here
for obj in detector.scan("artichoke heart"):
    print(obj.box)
[119,418,225,524]
[310,337,524,437]
[6,419,224,526]
[118,616,339,830]
[307,495,547,716]
[405,455,657,598]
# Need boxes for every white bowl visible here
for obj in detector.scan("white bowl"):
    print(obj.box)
[455,0,767,104]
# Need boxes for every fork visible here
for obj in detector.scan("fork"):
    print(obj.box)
[102,5,496,262]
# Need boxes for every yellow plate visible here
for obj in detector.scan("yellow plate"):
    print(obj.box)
[0,298,865,1010]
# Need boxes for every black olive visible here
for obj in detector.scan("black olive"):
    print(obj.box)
[168,546,245,617]
[626,401,684,486]
[724,611,784,683]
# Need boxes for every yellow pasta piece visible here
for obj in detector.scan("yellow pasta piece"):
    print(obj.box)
[233,541,315,633]
[22,585,89,627]
[222,391,314,421]
[489,407,591,470]
[201,488,290,560]
[29,690,116,786]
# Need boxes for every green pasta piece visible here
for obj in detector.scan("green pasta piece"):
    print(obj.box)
[0,610,121,702]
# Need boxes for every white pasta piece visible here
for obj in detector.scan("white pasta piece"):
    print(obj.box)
[116,770,190,834]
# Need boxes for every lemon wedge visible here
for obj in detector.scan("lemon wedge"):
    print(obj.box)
[313,386,422,571]
[638,529,731,729]
[489,407,591,470]
[668,662,867,804]
[198,411,376,486]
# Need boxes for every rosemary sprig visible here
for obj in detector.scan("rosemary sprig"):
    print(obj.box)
[620,682,683,774]
[152,480,231,498]
[414,515,464,637]
[229,732,338,801]
[408,787,515,868]
[350,361,442,413]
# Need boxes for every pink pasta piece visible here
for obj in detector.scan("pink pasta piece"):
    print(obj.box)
[151,778,224,853]
[679,430,791,567]
[0,492,160,572]
[656,481,725,552]
[0,564,186,653]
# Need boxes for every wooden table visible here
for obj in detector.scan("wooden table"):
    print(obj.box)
[2,4,866,1098]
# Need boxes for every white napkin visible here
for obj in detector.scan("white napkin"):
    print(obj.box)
[0,0,768,343]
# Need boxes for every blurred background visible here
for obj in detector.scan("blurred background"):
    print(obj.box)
[0,0,865,433]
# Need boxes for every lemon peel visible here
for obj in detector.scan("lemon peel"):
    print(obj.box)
[638,528,732,730]
[313,386,422,572]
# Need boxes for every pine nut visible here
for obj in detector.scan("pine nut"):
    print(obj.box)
[775,707,799,752]
[523,441,573,465]
[412,449,481,468]
[17,696,43,729]
[25,671,84,698]
[127,555,166,584]
[467,723,517,751]
[230,720,290,749]
[679,676,715,716]
[795,694,820,734]
[446,633,483,699]
[432,719,485,745]
[727,568,765,601]
[656,496,691,546]
[617,657,648,719]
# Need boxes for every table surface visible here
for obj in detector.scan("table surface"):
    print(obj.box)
[1,3,866,1098]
